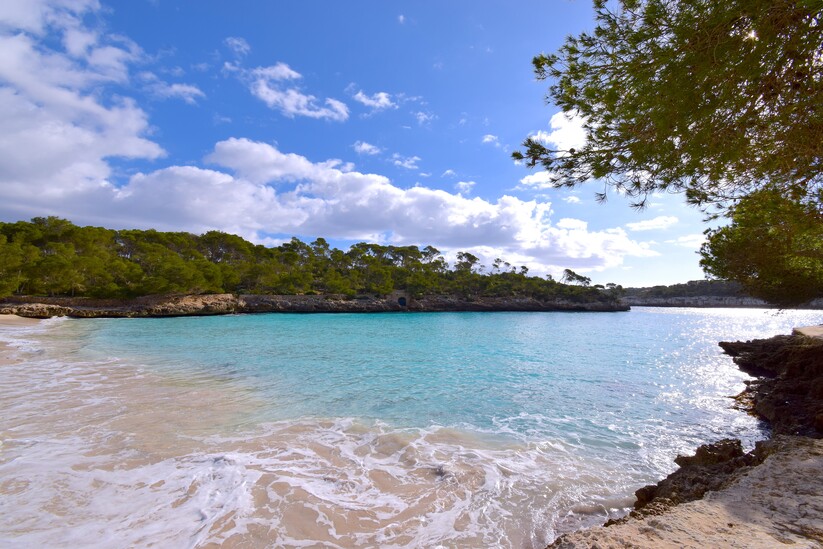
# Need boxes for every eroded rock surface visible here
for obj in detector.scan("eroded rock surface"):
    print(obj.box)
[549,333,823,548]
[551,436,823,548]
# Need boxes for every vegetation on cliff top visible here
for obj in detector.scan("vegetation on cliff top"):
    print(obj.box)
[0,217,620,304]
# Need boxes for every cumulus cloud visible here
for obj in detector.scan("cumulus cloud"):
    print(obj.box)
[0,2,658,277]
[392,154,421,170]
[352,90,396,111]
[0,0,164,219]
[353,141,381,155]
[533,111,587,151]
[442,169,456,178]
[482,134,500,146]
[519,171,553,189]
[455,181,476,194]
[625,215,679,232]
[237,62,348,121]
[563,196,582,204]
[3,130,657,274]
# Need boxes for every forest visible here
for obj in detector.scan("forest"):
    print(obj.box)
[0,217,620,303]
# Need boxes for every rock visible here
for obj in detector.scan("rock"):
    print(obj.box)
[673,438,743,467]
[632,439,753,512]
[551,437,823,549]
[0,293,630,318]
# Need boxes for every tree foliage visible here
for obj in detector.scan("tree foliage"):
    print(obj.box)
[700,188,823,306]
[561,269,592,286]
[514,0,823,211]
[0,217,619,305]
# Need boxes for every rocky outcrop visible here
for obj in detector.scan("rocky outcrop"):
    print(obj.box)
[549,332,823,548]
[625,295,770,308]
[0,293,629,318]
[720,335,823,437]
[631,439,753,512]
[551,436,823,549]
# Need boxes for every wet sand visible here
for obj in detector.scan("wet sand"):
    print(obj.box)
[0,314,40,364]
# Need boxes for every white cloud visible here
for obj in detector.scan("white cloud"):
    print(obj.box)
[455,181,476,194]
[224,36,250,57]
[519,171,553,189]
[482,134,500,147]
[0,128,657,273]
[353,141,381,155]
[0,3,659,278]
[0,0,164,216]
[139,72,205,104]
[414,111,435,125]
[392,153,421,170]
[251,63,301,81]
[666,233,705,248]
[563,196,582,204]
[353,90,396,111]
[556,218,588,230]
[534,111,587,151]
[442,169,457,178]
[398,14,406,24]
[241,63,348,121]
[625,215,679,232]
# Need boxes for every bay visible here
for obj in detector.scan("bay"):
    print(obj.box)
[2,307,821,547]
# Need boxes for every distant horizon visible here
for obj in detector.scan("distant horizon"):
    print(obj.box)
[0,1,713,288]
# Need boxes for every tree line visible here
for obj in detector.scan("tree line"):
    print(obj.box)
[0,217,619,304]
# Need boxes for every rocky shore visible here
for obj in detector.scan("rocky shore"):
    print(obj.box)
[0,293,628,318]
[624,295,823,308]
[550,331,823,548]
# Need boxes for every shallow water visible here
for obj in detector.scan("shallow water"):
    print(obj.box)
[1,308,821,547]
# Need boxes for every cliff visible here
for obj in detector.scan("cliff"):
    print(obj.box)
[0,293,629,318]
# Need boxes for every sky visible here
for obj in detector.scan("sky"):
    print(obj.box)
[0,0,715,287]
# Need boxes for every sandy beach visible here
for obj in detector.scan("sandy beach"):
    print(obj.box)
[0,314,41,363]
[0,314,41,328]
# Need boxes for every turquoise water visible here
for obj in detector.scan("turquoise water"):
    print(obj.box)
[3,307,822,547]
[77,308,806,444]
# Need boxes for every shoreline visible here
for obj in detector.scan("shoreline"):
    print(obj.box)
[550,330,823,548]
[3,313,821,546]
[0,314,41,364]
[0,293,629,318]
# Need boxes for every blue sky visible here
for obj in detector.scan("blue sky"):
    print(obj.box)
[0,0,713,286]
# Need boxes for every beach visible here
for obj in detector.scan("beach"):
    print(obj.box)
[0,315,40,362]
[2,312,821,547]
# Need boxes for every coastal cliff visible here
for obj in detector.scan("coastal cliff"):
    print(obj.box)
[0,293,629,318]
[549,331,823,548]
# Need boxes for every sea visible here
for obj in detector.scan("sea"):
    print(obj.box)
[1,307,821,548]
